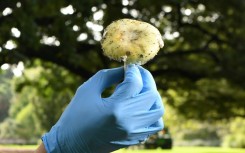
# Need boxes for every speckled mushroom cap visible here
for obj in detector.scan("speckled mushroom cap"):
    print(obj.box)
[101,18,164,65]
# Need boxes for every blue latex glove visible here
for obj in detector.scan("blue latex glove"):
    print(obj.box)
[42,64,164,153]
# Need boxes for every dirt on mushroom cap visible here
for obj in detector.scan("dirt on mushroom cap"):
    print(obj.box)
[101,18,164,65]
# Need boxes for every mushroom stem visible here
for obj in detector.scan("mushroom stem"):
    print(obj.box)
[121,55,128,71]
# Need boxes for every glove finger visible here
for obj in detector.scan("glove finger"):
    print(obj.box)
[135,119,163,143]
[86,67,124,94]
[111,120,163,146]
[150,92,164,116]
[125,90,163,114]
[138,66,164,112]
[148,93,164,127]
[132,108,164,129]
[112,125,162,145]
[126,125,163,141]
[111,139,139,146]
[111,64,143,98]
[123,90,159,112]
[150,117,164,129]
[138,66,157,93]
[111,137,147,146]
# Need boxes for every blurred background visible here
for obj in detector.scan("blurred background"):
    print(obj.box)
[0,0,245,152]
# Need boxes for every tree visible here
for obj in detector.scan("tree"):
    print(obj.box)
[0,0,245,125]
[0,70,13,122]
[12,61,81,131]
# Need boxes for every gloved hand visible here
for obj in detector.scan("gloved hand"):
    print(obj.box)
[42,64,164,153]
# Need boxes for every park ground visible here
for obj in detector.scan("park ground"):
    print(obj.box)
[0,145,35,153]
[0,146,244,153]
[114,147,245,153]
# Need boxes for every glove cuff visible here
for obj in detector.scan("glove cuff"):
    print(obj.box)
[41,126,62,153]
[42,125,93,153]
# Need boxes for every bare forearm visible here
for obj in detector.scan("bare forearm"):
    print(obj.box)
[35,142,46,153]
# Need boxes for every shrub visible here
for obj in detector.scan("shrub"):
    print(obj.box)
[222,117,245,148]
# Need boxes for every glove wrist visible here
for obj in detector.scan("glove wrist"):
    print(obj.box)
[42,125,92,153]
[41,127,62,153]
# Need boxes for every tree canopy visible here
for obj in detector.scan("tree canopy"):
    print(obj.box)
[1,0,245,126]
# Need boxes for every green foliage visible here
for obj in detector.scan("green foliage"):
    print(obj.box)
[0,60,81,142]
[13,61,82,131]
[163,78,245,120]
[0,0,245,140]
[0,70,13,122]
[0,113,39,143]
[222,117,245,148]
[0,118,18,139]
[0,72,41,142]
[115,147,245,153]
[164,103,219,146]
[163,102,243,147]
[14,103,41,140]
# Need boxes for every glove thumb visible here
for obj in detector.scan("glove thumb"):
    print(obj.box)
[85,67,124,95]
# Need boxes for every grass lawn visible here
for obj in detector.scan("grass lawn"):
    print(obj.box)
[0,145,244,153]
[0,144,36,149]
[113,147,245,153]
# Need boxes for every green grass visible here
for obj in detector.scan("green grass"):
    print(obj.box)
[0,145,244,153]
[113,147,245,153]
[0,144,37,149]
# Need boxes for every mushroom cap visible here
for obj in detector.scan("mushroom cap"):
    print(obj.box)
[101,18,164,65]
